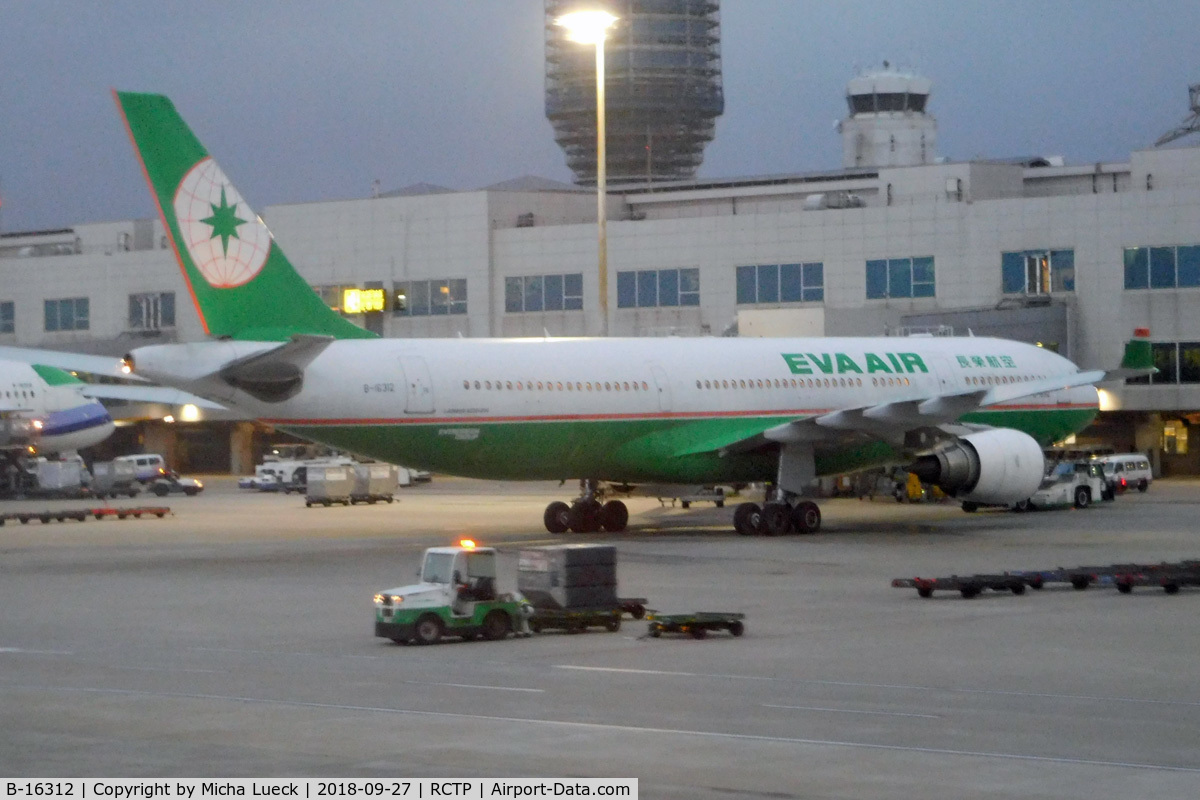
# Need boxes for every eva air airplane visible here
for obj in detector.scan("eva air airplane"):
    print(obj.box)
[113,91,1150,535]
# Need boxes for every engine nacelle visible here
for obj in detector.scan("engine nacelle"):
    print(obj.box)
[909,429,1045,505]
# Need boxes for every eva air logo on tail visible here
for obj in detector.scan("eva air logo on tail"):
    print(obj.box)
[173,157,272,288]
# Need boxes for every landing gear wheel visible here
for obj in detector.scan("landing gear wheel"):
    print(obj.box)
[758,502,792,536]
[414,615,443,645]
[791,501,821,534]
[567,500,601,533]
[732,502,761,535]
[481,610,510,641]
[1073,487,1090,509]
[544,501,570,534]
[961,501,979,513]
[599,500,629,532]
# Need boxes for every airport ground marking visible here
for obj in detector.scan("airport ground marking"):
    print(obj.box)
[763,703,941,719]
[16,683,1200,775]
[554,665,1200,708]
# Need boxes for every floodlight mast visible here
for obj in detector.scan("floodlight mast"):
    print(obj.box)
[555,9,618,336]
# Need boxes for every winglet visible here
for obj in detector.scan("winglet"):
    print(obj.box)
[1119,327,1154,371]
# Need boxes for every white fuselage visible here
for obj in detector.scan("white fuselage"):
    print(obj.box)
[0,361,115,454]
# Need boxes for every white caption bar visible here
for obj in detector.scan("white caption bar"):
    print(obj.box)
[3,781,637,800]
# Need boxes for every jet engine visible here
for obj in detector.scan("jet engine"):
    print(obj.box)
[909,429,1045,505]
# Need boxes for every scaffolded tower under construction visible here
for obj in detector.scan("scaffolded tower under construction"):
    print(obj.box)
[545,0,724,185]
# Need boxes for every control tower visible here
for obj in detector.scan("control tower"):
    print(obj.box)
[839,64,936,169]
[544,0,725,185]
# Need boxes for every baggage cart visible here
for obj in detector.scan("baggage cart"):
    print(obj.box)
[646,611,745,639]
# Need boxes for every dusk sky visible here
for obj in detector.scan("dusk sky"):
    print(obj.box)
[2,1,1198,232]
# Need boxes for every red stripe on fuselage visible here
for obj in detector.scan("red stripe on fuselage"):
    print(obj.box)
[262,402,1097,427]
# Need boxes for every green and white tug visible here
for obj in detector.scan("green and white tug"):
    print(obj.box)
[374,541,529,645]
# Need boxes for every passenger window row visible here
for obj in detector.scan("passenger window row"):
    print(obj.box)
[965,374,1046,387]
[464,380,651,392]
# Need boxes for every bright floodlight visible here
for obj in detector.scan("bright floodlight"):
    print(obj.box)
[555,10,618,44]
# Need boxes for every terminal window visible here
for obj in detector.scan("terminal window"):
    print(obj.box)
[1002,250,1074,294]
[866,257,935,299]
[1124,245,1200,290]
[44,297,89,332]
[736,263,824,304]
[1125,341,1200,385]
[505,273,583,313]
[617,268,700,308]
[128,291,176,330]
[393,279,468,316]
[0,301,12,334]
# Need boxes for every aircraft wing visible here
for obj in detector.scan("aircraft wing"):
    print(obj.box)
[0,346,147,381]
[675,367,1143,460]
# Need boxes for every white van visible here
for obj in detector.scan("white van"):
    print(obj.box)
[114,453,167,483]
[1095,454,1153,493]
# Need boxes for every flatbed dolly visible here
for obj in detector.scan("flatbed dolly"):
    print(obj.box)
[1111,563,1200,595]
[895,559,1200,598]
[0,506,171,525]
[891,574,1027,598]
[527,597,649,634]
[646,611,745,639]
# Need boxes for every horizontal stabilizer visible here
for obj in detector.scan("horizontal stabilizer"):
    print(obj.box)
[0,346,147,381]
[218,334,334,402]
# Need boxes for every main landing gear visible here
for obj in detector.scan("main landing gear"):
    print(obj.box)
[544,480,629,534]
[731,496,822,536]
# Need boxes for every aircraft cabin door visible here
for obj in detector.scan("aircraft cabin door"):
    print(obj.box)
[399,355,435,414]
[927,354,963,395]
[648,363,672,412]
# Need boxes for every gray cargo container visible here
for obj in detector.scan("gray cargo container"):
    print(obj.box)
[517,545,618,610]
[91,460,140,498]
[304,465,354,507]
[351,463,398,504]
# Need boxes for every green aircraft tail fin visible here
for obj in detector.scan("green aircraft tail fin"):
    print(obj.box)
[113,90,374,342]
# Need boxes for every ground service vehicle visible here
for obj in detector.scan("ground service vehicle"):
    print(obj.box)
[374,542,527,645]
[1095,453,1153,493]
[114,453,166,482]
[1016,460,1109,510]
[148,468,203,496]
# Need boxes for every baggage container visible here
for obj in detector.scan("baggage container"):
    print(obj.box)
[518,545,618,610]
[305,465,354,507]
[351,463,398,504]
[90,460,140,498]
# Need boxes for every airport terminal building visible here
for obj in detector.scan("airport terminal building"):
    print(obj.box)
[3,69,1200,474]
